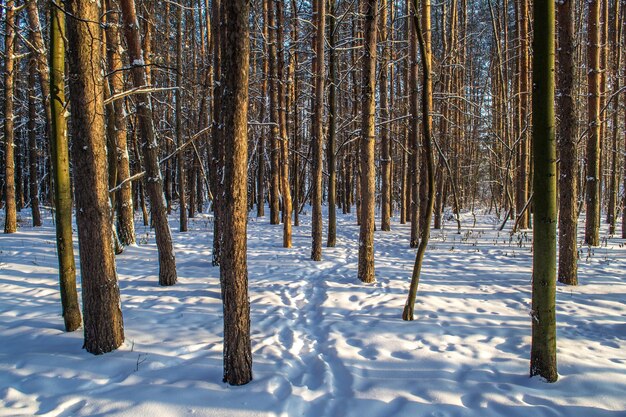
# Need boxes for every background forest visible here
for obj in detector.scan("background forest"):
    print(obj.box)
[1,0,625,415]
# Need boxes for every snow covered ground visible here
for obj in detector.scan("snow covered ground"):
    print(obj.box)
[1,207,625,417]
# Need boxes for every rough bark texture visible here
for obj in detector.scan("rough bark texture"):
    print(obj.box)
[220,0,253,386]
[557,0,578,286]
[327,0,337,247]
[530,0,558,383]
[408,1,420,248]
[585,0,601,246]
[65,0,125,353]
[49,5,82,333]
[268,0,281,226]
[358,0,378,283]
[311,0,325,261]
[3,0,17,234]
[606,0,621,235]
[120,0,178,285]
[105,0,136,246]
[380,0,391,232]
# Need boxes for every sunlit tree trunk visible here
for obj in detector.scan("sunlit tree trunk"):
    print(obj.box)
[66,0,125,353]
[557,0,578,286]
[3,0,17,234]
[49,3,82,333]
[530,0,558,383]
[220,0,253,386]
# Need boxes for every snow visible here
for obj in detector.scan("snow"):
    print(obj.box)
[1,208,625,417]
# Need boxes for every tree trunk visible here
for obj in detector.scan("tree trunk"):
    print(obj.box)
[28,53,42,227]
[403,0,435,321]
[105,0,136,247]
[311,0,325,261]
[358,0,378,284]
[65,0,125,353]
[49,4,82,333]
[176,4,188,232]
[268,0,281,226]
[3,0,17,234]
[120,0,178,285]
[380,0,391,232]
[585,0,601,246]
[327,0,337,247]
[220,0,253,386]
[408,0,420,248]
[530,0,558,383]
[606,0,621,235]
[556,0,578,286]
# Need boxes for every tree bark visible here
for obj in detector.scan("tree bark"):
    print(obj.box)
[327,0,337,247]
[358,0,378,284]
[65,0,125,353]
[585,0,601,246]
[530,0,558,383]
[557,0,578,286]
[28,51,42,227]
[120,0,178,285]
[49,3,82,333]
[311,0,325,261]
[176,3,188,232]
[220,0,253,386]
[3,0,17,234]
[380,0,391,232]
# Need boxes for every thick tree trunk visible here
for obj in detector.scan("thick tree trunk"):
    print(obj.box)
[358,0,378,284]
[120,0,178,285]
[65,0,125,353]
[3,0,17,234]
[530,0,558,383]
[557,0,578,286]
[49,4,82,333]
[220,0,253,386]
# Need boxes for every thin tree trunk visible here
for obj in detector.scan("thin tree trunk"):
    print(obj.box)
[220,0,253,386]
[380,0,391,232]
[311,0,325,261]
[28,53,42,227]
[3,0,17,234]
[120,0,178,285]
[530,0,558,383]
[585,0,601,246]
[403,0,435,320]
[49,3,82,333]
[176,4,188,232]
[606,0,621,235]
[105,0,136,246]
[327,0,337,247]
[66,0,125,353]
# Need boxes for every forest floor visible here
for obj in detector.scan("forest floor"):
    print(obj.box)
[1,207,625,417]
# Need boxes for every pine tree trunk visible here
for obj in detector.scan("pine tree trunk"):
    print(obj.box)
[530,0,558,382]
[176,4,188,232]
[65,0,125,353]
[380,0,391,232]
[49,5,82,333]
[120,0,178,285]
[311,0,325,261]
[105,0,136,247]
[408,0,420,248]
[3,0,17,234]
[557,0,578,286]
[358,0,378,284]
[268,0,281,226]
[28,54,42,227]
[585,0,601,246]
[327,0,337,247]
[220,0,253,386]
[606,0,621,235]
